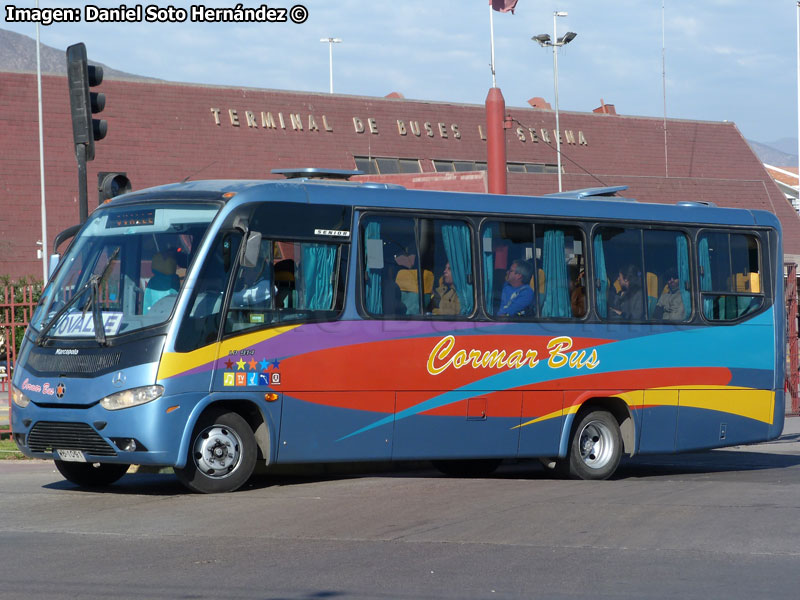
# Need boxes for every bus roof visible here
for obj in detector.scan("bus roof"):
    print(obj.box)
[113,178,779,230]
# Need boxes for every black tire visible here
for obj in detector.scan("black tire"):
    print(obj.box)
[54,460,130,487]
[563,410,622,480]
[175,410,257,493]
[432,459,502,478]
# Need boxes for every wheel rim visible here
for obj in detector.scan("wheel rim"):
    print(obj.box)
[578,419,615,470]
[192,424,243,479]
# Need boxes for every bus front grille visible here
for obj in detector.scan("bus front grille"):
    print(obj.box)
[27,352,123,375]
[27,422,117,456]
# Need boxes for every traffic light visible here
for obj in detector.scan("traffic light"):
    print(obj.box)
[98,172,132,205]
[66,42,106,161]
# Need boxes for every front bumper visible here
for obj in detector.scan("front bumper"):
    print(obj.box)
[11,394,198,467]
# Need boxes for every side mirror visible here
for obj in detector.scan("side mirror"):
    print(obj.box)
[241,231,262,269]
[47,254,61,281]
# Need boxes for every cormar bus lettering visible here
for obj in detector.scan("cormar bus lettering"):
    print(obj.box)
[21,378,56,395]
[426,335,599,376]
[21,378,41,393]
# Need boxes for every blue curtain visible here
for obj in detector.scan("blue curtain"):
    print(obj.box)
[699,236,713,317]
[676,234,691,319]
[301,244,336,310]
[541,229,570,317]
[365,221,382,314]
[483,227,494,313]
[593,234,608,318]
[442,223,474,315]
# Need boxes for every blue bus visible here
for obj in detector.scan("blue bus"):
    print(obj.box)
[11,171,785,492]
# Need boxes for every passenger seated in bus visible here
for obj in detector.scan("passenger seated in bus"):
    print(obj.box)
[569,267,586,317]
[379,256,406,317]
[394,252,433,315]
[143,251,180,314]
[653,267,684,320]
[609,264,644,320]
[433,262,460,315]
[498,259,535,316]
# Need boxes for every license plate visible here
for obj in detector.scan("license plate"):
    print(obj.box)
[56,449,86,462]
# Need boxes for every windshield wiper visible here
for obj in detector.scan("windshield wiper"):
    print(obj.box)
[36,248,119,346]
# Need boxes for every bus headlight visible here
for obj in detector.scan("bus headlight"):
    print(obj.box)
[100,385,164,411]
[11,385,30,408]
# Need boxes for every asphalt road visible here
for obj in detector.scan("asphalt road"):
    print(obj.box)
[2,420,800,600]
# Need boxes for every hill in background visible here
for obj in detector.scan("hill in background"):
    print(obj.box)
[0,27,159,81]
[748,139,798,168]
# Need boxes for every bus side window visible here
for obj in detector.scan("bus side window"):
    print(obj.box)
[225,238,274,333]
[481,221,536,318]
[424,219,474,317]
[594,227,645,321]
[363,215,474,319]
[175,231,242,352]
[643,230,692,321]
[535,224,586,319]
[698,231,763,321]
[362,216,415,318]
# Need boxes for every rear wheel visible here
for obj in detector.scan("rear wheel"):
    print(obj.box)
[563,410,622,480]
[54,460,130,487]
[432,459,502,478]
[175,410,257,493]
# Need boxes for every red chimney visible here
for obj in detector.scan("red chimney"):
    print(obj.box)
[528,97,552,110]
[593,98,617,115]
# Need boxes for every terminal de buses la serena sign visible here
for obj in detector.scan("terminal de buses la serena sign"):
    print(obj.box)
[209,107,590,147]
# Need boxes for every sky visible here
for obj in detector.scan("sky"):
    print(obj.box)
[2,0,798,146]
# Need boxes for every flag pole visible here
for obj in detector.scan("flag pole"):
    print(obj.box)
[662,0,669,178]
[489,3,497,87]
[36,0,48,281]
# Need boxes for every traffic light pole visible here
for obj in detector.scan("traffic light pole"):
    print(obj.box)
[76,142,88,223]
[67,42,106,224]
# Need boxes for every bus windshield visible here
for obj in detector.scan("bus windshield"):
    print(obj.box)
[31,203,219,340]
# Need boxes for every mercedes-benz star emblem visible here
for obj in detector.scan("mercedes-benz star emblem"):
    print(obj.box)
[111,371,126,387]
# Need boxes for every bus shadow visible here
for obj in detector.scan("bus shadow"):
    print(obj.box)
[43,472,187,496]
[41,449,800,495]
[615,449,800,478]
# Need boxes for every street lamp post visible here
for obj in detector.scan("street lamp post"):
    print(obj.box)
[320,37,342,94]
[533,12,576,193]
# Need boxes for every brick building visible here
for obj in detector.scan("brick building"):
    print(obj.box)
[2,70,798,279]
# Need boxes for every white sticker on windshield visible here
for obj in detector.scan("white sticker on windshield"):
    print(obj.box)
[51,312,124,338]
[314,229,350,237]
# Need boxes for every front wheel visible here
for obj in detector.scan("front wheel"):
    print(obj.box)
[562,410,622,480]
[175,410,257,493]
[54,460,130,487]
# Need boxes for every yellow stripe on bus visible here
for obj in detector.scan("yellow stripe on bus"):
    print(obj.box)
[157,324,301,380]
[674,387,774,425]
[513,387,775,430]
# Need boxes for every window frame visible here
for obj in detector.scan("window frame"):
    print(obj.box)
[221,239,349,337]
[695,228,766,324]
[357,210,478,320]
[479,217,589,322]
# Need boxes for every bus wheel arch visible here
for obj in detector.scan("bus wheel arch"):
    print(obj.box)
[182,399,274,466]
[557,397,633,480]
[175,401,267,493]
